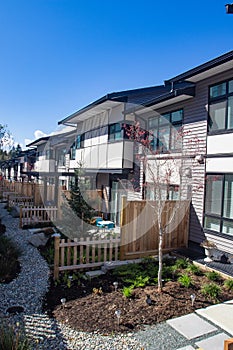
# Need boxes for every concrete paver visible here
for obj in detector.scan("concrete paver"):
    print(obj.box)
[167,313,217,340]
[176,346,196,350]
[196,300,233,336]
[195,332,230,350]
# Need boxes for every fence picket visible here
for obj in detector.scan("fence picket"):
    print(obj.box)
[19,206,58,228]
[53,235,121,280]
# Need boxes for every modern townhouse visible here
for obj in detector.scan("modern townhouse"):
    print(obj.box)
[126,50,233,254]
[0,148,36,182]
[59,50,233,254]
[1,50,232,256]
[58,85,175,223]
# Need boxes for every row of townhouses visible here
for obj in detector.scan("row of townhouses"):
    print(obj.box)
[1,50,233,254]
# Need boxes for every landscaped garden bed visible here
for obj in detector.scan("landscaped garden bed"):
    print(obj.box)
[42,256,233,335]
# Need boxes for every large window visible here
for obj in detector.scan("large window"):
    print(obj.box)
[208,79,233,133]
[148,109,183,152]
[146,183,180,200]
[204,174,233,236]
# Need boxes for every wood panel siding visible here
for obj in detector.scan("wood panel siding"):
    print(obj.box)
[149,68,233,244]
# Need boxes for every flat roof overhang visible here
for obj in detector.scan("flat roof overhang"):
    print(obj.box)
[58,100,123,125]
[166,51,233,84]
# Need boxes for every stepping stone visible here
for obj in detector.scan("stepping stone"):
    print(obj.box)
[196,301,233,336]
[177,346,196,350]
[85,270,105,279]
[167,313,217,339]
[196,332,230,350]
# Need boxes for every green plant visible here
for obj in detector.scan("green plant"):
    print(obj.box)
[201,283,221,301]
[178,273,192,288]
[173,258,189,270]
[133,275,150,288]
[122,286,134,298]
[0,322,31,350]
[224,279,233,291]
[205,271,222,282]
[186,263,203,276]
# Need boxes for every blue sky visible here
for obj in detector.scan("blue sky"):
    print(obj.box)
[0,0,232,148]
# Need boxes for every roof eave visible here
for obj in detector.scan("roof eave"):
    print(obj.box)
[165,50,233,84]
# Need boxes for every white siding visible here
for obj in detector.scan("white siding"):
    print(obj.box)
[206,157,233,173]
[207,133,233,155]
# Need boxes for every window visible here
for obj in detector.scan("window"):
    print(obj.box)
[148,109,183,152]
[208,79,233,133]
[109,123,123,141]
[45,149,53,160]
[70,142,76,160]
[204,174,233,237]
[146,183,180,200]
[57,148,67,166]
[108,123,130,141]
[81,126,108,146]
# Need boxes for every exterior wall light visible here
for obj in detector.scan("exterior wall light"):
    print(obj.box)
[195,154,205,164]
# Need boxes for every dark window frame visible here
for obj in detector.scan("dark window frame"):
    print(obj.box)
[208,78,233,134]
[148,109,183,152]
[108,122,129,142]
[204,173,233,239]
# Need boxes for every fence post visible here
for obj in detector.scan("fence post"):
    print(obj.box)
[54,234,61,280]
[120,195,127,228]
[120,195,127,260]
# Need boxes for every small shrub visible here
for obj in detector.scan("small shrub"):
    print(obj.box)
[173,258,189,269]
[224,279,233,291]
[133,275,150,288]
[201,283,221,301]
[205,271,222,282]
[0,322,31,350]
[178,273,192,288]
[122,286,134,298]
[186,263,203,276]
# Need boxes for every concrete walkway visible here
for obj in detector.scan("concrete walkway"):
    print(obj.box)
[167,300,233,350]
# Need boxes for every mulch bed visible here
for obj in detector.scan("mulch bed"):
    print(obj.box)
[43,271,233,335]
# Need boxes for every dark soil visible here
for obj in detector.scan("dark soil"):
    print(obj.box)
[43,269,233,335]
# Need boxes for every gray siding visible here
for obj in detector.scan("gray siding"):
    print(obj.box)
[155,67,233,244]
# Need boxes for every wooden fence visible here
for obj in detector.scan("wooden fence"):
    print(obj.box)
[120,198,190,260]
[20,206,58,228]
[8,195,34,208]
[54,234,121,280]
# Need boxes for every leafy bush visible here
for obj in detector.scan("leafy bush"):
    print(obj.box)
[122,286,134,298]
[173,258,189,269]
[205,271,222,282]
[224,279,233,291]
[201,283,221,301]
[186,263,203,276]
[0,322,31,350]
[178,273,192,288]
[132,275,150,288]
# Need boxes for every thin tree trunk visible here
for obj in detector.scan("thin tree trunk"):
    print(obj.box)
[157,225,163,293]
